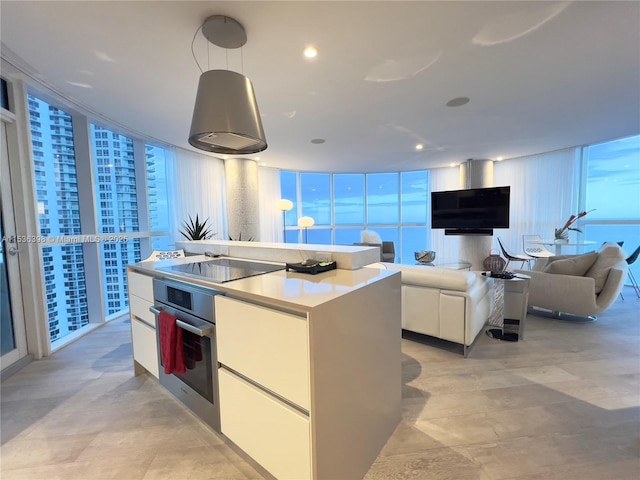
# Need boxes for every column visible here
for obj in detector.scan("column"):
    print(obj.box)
[459,159,494,270]
[224,158,259,241]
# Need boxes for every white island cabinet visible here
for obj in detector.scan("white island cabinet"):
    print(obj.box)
[127,254,402,480]
[215,270,401,480]
[127,270,159,378]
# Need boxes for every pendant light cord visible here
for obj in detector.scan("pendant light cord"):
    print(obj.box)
[191,24,205,73]
[191,18,243,74]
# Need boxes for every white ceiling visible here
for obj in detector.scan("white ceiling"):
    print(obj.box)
[1,1,639,172]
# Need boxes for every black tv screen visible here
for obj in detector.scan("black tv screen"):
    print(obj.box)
[431,186,510,231]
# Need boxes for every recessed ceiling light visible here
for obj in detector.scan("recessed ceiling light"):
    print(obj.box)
[496,156,503,161]
[311,138,325,144]
[450,163,456,167]
[446,96,470,107]
[304,46,318,58]
[416,144,424,150]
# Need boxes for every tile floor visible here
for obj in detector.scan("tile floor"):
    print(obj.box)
[1,287,639,479]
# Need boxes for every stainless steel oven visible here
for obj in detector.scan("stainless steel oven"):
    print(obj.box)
[150,277,224,432]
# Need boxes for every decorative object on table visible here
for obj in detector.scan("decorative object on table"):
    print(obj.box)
[298,216,315,243]
[285,261,337,275]
[188,15,267,154]
[276,198,293,243]
[179,214,215,240]
[554,209,596,241]
[483,252,507,272]
[415,250,436,263]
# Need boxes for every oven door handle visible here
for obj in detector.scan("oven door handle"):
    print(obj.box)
[176,319,213,337]
[149,306,213,337]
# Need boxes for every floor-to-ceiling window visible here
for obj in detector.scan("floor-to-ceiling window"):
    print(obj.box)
[146,144,172,250]
[582,134,640,282]
[29,95,89,341]
[27,93,171,344]
[333,173,365,245]
[281,170,429,263]
[91,125,141,317]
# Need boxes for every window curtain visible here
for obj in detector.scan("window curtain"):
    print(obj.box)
[170,148,226,243]
[493,147,580,253]
[428,166,461,260]
[258,166,282,242]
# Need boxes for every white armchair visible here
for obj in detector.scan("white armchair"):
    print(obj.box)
[515,242,628,320]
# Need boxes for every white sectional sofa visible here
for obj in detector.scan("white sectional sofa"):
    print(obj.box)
[367,263,493,356]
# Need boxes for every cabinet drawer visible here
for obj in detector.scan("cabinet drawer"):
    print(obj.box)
[219,368,311,480]
[127,271,154,301]
[131,316,159,378]
[129,295,155,327]
[215,296,310,410]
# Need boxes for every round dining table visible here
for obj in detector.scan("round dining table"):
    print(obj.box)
[533,240,597,256]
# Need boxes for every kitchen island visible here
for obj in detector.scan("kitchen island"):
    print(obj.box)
[127,253,401,480]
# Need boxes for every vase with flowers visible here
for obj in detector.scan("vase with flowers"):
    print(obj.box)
[554,209,595,243]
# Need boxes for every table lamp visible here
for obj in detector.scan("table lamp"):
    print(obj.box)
[276,199,293,243]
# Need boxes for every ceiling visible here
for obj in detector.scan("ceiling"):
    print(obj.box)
[1,1,639,172]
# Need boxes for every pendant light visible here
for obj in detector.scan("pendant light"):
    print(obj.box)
[189,15,267,154]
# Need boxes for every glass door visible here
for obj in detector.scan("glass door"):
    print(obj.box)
[1,120,27,370]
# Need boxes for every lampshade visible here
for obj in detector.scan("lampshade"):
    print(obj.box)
[188,15,267,155]
[298,216,315,228]
[189,70,267,154]
[276,199,293,211]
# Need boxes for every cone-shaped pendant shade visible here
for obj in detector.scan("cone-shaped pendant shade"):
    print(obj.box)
[189,69,267,154]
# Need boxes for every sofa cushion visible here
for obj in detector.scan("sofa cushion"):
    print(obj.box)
[585,243,627,294]
[543,251,598,276]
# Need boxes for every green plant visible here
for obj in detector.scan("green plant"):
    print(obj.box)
[179,215,215,240]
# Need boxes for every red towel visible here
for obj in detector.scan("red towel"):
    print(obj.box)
[159,311,186,375]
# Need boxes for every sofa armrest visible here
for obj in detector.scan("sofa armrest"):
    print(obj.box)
[594,262,628,314]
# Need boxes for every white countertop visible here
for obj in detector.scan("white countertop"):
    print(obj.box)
[128,255,398,311]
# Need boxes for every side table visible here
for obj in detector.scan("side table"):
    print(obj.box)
[485,274,530,341]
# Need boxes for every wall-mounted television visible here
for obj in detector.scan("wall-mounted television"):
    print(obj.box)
[431,186,510,235]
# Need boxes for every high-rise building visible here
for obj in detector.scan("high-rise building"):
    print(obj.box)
[28,95,88,341]
[91,125,140,316]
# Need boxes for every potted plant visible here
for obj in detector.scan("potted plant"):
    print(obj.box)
[554,209,595,242]
[228,232,255,241]
[179,214,215,240]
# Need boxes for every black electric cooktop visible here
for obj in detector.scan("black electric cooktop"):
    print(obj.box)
[159,258,285,283]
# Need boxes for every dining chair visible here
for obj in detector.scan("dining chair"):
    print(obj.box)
[496,237,531,270]
[522,234,554,258]
[620,245,640,299]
